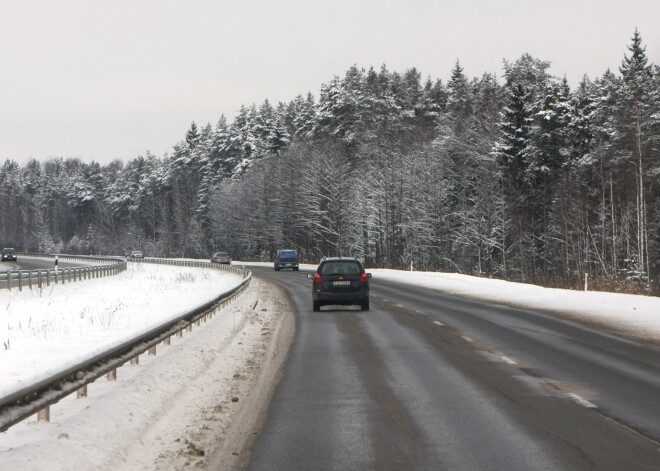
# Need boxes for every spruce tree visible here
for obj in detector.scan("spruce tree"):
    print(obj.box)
[186,122,199,149]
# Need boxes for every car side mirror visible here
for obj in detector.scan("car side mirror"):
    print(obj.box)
[307,274,315,279]
[367,273,372,278]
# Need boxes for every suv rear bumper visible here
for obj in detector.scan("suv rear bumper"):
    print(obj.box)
[314,290,368,303]
[275,263,299,269]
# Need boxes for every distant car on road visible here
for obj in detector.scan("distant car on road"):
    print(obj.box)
[307,257,371,311]
[211,251,231,264]
[129,250,144,259]
[2,248,17,262]
[274,249,300,271]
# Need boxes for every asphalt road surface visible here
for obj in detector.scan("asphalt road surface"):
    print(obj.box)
[244,266,660,470]
[0,256,92,290]
[1,256,85,272]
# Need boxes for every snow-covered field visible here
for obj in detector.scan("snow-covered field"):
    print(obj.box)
[0,263,244,400]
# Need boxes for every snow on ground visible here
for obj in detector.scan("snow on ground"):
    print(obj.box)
[243,261,660,345]
[368,268,660,346]
[0,262,245,400]
[0,264,294,470]
[1,259,659,469]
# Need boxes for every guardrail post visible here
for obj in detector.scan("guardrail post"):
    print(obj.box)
[77,385,87,398]
[107,369,117,381]
[130,356,139,365]
[164,337,171,346]
[37,407,50,423]
[148,346,157,356]
[18,271,22,292]
[38,270,43,289]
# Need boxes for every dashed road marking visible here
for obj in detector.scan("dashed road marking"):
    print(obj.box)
[432,321,444,326]
[568,393,597,409]
[462,336,474,343]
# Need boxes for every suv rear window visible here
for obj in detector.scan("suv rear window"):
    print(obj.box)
[279,250,298,256]
[320,261,361,275]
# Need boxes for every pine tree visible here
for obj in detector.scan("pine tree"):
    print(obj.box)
[492,82,534,279]
[447,60,472,123]
[186,122,200,149]
[617,29,654,282]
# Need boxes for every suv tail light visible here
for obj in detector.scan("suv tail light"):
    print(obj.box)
[360,273,369,283]
[314,274,323,284]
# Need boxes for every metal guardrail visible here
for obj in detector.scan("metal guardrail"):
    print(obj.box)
[1,253,127,291]
[0,258,252,432]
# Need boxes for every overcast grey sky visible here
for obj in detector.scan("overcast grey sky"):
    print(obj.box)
[1,0,658,166]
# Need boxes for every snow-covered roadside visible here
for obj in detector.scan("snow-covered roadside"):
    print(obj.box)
[0,276,294,470]
[0,263,244,400]
[367,269,660,346]
[241,261,660,346]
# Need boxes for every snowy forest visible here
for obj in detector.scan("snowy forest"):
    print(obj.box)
[1,31,659,293]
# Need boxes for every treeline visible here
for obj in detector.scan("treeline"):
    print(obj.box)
[1,31,658,293]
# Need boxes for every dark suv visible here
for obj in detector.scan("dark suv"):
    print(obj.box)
[308,257,372,311]
[274,249,300,271]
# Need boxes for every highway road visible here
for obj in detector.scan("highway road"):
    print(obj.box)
[0,256,107,290]
[243,266,660,470]
[0,256,85,272]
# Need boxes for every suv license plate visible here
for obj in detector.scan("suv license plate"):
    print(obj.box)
[333,281,351,286]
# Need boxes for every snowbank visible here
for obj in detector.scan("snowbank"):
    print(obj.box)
[0,263,244,400]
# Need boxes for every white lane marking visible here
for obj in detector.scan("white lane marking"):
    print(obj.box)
[498,355,517,365]
[568,393,597,409]
[415,310,424,314]
[462,336,474,343]
[432,321,444,326]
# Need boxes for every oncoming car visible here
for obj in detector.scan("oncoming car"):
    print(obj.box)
[211,251,231,264]
[2,248,17,262]
[129,250,144,259]
[307,257,372,311]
